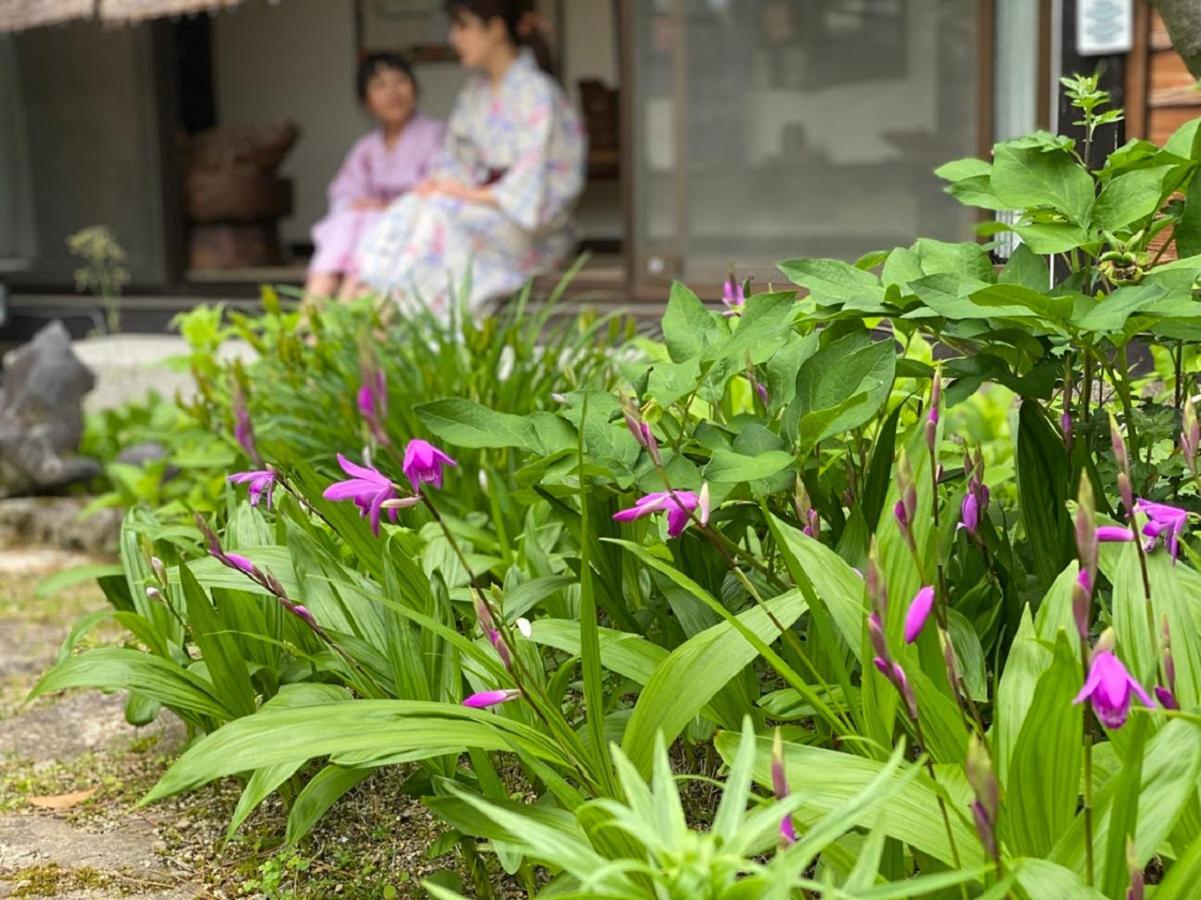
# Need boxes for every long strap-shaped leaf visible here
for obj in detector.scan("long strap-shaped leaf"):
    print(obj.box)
[610,538,850,775]
[142,700,573,804]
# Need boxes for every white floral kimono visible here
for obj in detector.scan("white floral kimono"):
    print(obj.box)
[355,50,586,320]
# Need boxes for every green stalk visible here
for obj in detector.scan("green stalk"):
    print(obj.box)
[1080,642,1096,886]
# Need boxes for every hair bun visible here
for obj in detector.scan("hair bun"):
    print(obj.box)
[516,10,544,39]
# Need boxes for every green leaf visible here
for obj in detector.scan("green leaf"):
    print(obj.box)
[180,565,256,720]
[1052,719,1201,877]
[792,333,896,450]
[971,283,1072,323]
[934,157,992,182]
[778,258,887,311]
[914,238,996,282]
[703,449,795,485]
[991,142,1095,225]
[999,244,1051,292]
[416,398,539,451]
[28,648,228,724]
[144,701,572,803]
[1010,223,1090,255]
[285,764,373,844]
[646,357,701,408]
[709,291,798,366]
[35,564,124,598]
[1176,169,1201,258]
[1015,402,1074,591]
[766,513,867,661]
[662,281,721,362]
[1093,167,1171,231]
[620,587,809,775]
[1156,824,1201,900]
[716,733,983,867]
[1071,283,1167,334]
[1004,632,1082,856]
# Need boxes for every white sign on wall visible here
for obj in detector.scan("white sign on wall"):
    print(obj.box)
[1077,0,1134,56]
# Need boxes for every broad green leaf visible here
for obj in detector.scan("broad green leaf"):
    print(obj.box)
[28,647,229,723]
[621,588,809,774]
[662,281,721,362]
[766,513,867,661]
[181,565,257,719]
[999,244,1051,292]
[971,283,1071,324]
[1015,402,1074,591]
[778,258,887,310]
[1004,632,1082,857]
[709,291,798,365]
[416,398,538,451]
[1156,824,1201,900]
[285,764,373,844]
[914,238,996,282]
[716,733,983,868]
[1092,167,1172,231]
[703,449,795,485]
[646,357,701,408]
[792,332,896,449]
[1053,719,1201,877]
[36,564,124,598]
[991,142,1095,225]
[143,701,572,802]
[1071,284,1167,334]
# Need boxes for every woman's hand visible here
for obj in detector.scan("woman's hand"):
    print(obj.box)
[413,178,496,207]
[351,197,388,211]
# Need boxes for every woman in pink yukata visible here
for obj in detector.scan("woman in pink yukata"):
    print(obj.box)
[350,0,586,322]
[305,53,444,301]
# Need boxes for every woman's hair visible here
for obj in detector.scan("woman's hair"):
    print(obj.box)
[356,52,418,102]
[443,0,557,76]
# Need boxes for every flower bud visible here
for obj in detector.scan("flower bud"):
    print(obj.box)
[1076,476,1098,578]
[1072,568,1093,642]
[698,482,711,527]
[150,556,168,585]
[1110,413,1129,472]
[867,612,889,662]
[1182,395,1199,476]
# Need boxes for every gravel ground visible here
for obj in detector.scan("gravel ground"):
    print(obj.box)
[0,547,493,899]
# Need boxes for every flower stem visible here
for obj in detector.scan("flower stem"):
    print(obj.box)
[1080,642,1096,886]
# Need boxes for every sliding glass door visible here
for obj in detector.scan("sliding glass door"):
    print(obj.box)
[627,0,988,293]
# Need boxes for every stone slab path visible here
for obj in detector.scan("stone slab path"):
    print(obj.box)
[0,547,198,899]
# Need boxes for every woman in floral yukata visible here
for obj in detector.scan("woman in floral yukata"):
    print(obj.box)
[351,0,586,322]
[305,53,445,301]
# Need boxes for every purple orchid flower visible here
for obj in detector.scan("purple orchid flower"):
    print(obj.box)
[227,469,276,509]
[612,490,700,539]
[323,454,400,536]
[1134,499,1189,561]
[721,271,746,317]
[1097,525,1135,543]
[904,586,935,643]
[232,383,260,465]
[222,552,257,575]
[1154,685,1179,710]
[771,730,797,846]
[462,689,521,709]
[1074,648,1154,729]
[402,439,457,492]
[357,366,390,446]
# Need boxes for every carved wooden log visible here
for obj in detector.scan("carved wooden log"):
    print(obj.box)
[188,223,284,270]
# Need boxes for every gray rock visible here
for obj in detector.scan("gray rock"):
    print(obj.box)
[0,322,102,497]
[0,497,122,554]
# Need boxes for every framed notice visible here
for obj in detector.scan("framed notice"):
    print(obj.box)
[356,0,456,62]
[1076,0,1133,56]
